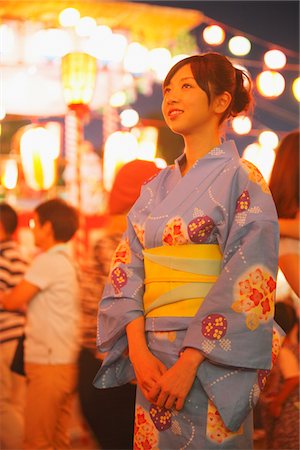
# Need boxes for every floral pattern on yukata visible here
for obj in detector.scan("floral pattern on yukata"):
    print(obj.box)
[133,223,145,247]
[231,267,276,330]
[201,314,232,353]
[134,405,158,450]
[206,400,243,444]
[111,237,131,267]
[235,190,263,227]
[257,326,283,391]
[187,215,215,243]
[241,159,271,194]
[150,405,172,431]
[110,266,128,294]
[162,217,189,246]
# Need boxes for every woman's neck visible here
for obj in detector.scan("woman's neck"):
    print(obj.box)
[181,133,222,175]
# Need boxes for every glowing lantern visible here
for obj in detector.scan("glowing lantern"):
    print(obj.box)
[103,131,138,191]
[1,158,18,189]
[292,77,300,102]
[123,42,149,74]
[228,36,251,56]
[61,52,97,114]
[243,142,276,183]
[203,25,225,46]
[231,116,252,135]
[149,48,172,81]
[75,16,97,37]
[110,91,127,107]
[264,49,287,70]
[20,126,60,191]
[256,71,285,97]
[59,8,80,27]
[258,131,279,149]
[120,109,139,128]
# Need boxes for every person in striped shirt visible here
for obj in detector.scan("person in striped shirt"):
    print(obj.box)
[0,202,29,450]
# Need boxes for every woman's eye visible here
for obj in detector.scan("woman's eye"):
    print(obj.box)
[163,87,171,95]
[182,83,192,89]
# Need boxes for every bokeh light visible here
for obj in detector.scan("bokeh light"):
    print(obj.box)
[264,49,287,69]
[256,71,285,97]
[228,36,251,56]
[120,109,139,128]
[59,8,80,27]
[292,77,300,102]
[203,25,225,45]
[258,130,279,149]
[231,116,252,135]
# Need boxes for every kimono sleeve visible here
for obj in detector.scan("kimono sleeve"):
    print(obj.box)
[182,160,281,430]
[94,216,145,388]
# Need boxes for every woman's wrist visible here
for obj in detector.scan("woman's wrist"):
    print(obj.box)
[180,347,204,370]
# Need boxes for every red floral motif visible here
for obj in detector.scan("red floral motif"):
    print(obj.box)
[134,405,158,450]
[162,217,188,246]
[206,400,243,443]
[267,277,276,292]
[202,314,228,340]
[236,190,250,213]
[249,288,263,306]
[112,238,131,267]
[232,266,276,330]
[261,297,271,314]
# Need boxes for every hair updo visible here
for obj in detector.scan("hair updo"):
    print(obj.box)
[163,52,253,124]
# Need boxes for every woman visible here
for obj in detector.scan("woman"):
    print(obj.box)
[268,130,299,297]
[94,53,280,449]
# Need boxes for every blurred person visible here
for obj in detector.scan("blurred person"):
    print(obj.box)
[269,130,300,297]
[94,53,280,449]
[78,159,161,449]
[260,300,299,449]
[0,203,29,450]
[0,198,80,450]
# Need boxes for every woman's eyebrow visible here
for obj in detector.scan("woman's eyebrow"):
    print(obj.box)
[165,76,195,87]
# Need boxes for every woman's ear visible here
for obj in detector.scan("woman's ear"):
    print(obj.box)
[214,91,232,114]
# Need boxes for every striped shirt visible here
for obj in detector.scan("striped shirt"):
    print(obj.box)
[0,240,29,344]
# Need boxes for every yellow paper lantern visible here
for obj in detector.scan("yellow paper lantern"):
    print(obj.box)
[61,52,97,111]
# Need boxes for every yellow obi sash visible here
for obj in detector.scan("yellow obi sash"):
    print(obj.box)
[143,244,222,318]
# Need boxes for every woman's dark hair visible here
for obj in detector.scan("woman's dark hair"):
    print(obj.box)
[35,198,79,242]
[163,52,252,124]
[274,301,298,335]
[269,130,299,218]
[0,203,18,235]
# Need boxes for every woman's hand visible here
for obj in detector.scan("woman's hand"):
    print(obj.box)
[126,316,167,401]
[148,347,204,411]
[130,347,167,401]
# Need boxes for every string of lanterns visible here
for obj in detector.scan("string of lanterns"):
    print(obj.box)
[0,5,298,204]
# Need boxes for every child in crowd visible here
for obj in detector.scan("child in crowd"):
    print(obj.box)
[0,198,80,450]
[0,202,29,450]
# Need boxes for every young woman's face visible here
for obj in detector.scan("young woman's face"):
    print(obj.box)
[162,63,215,136]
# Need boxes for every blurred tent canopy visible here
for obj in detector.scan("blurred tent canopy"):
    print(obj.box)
[0,0,203,47]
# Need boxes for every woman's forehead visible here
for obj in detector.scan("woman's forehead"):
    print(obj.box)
[166,63,194,85]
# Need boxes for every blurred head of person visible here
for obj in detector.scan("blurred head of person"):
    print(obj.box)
[32,198,79,248]
[269,130,299,219]
[0,202,18,240]
[107,159,161,215]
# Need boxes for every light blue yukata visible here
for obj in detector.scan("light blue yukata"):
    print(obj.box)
[94,140,281,449]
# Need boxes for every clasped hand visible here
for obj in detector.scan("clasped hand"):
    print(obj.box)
[130,347,200,411]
